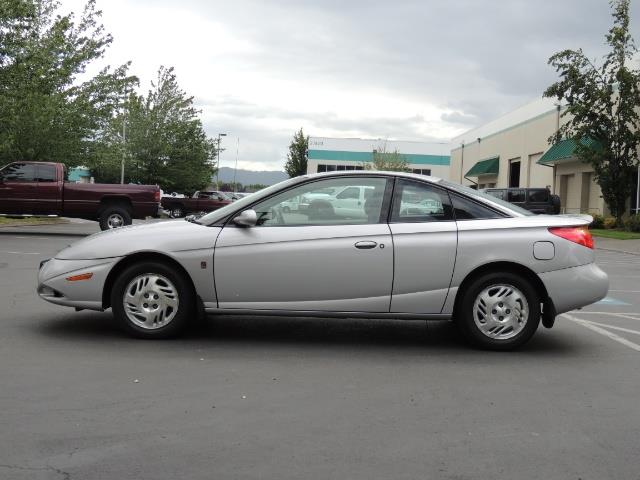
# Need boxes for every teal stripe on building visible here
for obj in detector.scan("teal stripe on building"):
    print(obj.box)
[308,149,450,166]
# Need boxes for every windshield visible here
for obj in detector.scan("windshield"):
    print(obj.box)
[439,180,534,217]
[198,177,301,225]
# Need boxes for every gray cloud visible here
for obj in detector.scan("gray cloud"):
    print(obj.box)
[84,0,636,168]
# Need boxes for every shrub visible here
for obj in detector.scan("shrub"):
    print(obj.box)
[603,217,618,229]
[624,214,640,233]
[590,214,605,229]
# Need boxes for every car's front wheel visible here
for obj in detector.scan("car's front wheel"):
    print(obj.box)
[111,261,194,338]
[457,272,540,350]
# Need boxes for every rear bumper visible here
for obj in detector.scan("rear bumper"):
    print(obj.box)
[539,262,609,315]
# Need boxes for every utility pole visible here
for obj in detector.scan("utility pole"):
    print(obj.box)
[120,90,127,184]
[233,138,240,193]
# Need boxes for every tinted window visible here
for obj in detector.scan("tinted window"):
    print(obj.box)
[451,194,504,220]
[391,180,453,223]
[1,163,36,182]
[507,189,525,203]
[36,164,57,182]
[247,177,388,226]
[528,189,550,203]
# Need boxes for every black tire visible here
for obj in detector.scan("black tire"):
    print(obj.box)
[99,204,132,230]
[170,205,185,218]
[456,271,540,350]
[111,261,194,339]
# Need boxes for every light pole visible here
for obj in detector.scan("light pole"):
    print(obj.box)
[233,137,240,193]
[215,133,227,190]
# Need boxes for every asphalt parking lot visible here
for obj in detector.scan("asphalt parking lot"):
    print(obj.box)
[1,231,639,480]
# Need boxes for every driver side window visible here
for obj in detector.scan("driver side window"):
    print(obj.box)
[246,177,389,227]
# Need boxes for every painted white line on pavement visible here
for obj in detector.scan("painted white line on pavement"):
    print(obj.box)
[573,311,640,315]
[608,290,640,293]
[581,320,640,336]
[0,251,41,255]
[608,312,640,321]
[563,313,640,352]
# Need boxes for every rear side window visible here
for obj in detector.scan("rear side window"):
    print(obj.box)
[507,189,525,203]
[1,163,36,182]
[36,164,57,182]
[391,179,453,223]
[451,194,504,220]
[528,189,549,203]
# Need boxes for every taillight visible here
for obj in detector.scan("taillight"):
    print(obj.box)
[154,189,161,203]
[549,226,594,249]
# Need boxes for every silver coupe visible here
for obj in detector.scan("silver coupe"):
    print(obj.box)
[37,171,609,350]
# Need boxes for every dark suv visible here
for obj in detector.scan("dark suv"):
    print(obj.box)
[481,187,561,214]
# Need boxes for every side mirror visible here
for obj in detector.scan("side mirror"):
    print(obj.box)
[233,209,257,227]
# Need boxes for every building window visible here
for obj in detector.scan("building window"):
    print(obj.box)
[317,164,364,173]
[412,168,431,176]
[509,159,521,187]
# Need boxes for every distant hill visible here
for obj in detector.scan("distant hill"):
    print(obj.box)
[215,167,288,186]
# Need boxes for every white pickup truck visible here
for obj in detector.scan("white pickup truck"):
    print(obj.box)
[304,185,377,220]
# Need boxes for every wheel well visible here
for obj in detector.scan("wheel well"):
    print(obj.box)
[452,261,550,317]
[102,252,197,310]
[99,197,132,213]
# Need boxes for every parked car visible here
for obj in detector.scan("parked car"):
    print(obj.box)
[37,171,608,350]
[482,187,561,214]
[161,190,231,218]
[0,161,161,230]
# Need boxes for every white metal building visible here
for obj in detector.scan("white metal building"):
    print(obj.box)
[307,137,451,179]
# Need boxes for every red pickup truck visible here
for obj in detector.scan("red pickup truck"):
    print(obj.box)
[0,161,161,230]
[161,190,231,218]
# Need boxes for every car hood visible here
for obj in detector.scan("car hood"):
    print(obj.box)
[55,220,221,260]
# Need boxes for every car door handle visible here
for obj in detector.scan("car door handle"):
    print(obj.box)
[355,241,377,249]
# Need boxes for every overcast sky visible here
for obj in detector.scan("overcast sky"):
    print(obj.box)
[59,0,636,171]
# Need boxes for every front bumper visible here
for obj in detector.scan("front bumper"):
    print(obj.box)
[37,257,122,311]
[539,262,609,315]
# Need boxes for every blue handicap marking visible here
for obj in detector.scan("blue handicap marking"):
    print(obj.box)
[596,296,630,306]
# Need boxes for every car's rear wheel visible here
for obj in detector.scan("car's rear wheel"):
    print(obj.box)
[111,261,194,339]
[457,272,540,350]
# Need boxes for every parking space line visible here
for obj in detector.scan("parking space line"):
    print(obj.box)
[573,311,640,316]
[562,313,640,352]
[0,251,41,255]
[580,320,640,336]
[608,290,640,293]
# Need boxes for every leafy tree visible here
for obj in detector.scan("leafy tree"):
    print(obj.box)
[366,143,410,172]
[100,66,216,193]
[0,0,136,166]
[284,128,308,177]
[544,0,640,224]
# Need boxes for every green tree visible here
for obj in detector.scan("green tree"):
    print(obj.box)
[0,0,136,166]
[102,66,215,193]
[544,0,640,224]
[284,128,308,177]
[366,143,410,172]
